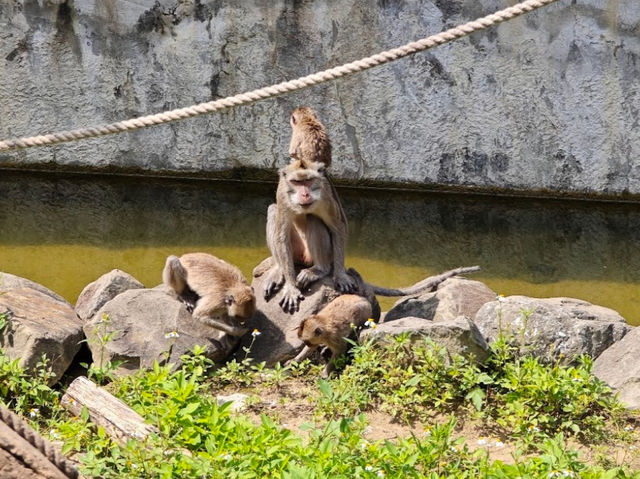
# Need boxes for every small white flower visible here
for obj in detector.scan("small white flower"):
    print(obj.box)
[49,429,59,439]
[629,445,637,451]
[29,408,39,418]
[164,331,179,339]
[424,429,432,437]
[561,471,574,477]
[376,471,385,477]
[131,464,139,470]
[365,465,374,471]
[477,438,488,446]
[251,329,261,337]
[364,319,377,328]
[624,425,634,432]
[497,294,506,303]
[494,440,505,448]
[360,441,369,450]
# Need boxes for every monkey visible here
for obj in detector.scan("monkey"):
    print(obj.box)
[289,294,372,377]
[264,159,357,314]
[162,253,255,337]
[287,266,481,376]
[289,106,332,168]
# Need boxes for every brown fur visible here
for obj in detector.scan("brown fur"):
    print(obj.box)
[291,294,372,377]
[264,160,356,314]
[162,252,255,337]
[289,106,332,168]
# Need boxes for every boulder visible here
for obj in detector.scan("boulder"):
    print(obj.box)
[592,326,640,409]
[83,286,237,376]
[0,271,69,306]
[75,269,144,321]
[0,288,83,384]
[237,258,379,365]
[360,315,489,363]
[384,278,496,323]
[474,296,631,363]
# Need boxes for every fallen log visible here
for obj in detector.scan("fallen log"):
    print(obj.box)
[61,376,157,444]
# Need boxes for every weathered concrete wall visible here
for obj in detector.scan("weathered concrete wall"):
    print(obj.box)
[0,0,638,198]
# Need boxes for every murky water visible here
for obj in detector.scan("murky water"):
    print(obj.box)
[1,171,639,325]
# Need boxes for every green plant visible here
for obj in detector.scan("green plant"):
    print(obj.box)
[80,313,123,385]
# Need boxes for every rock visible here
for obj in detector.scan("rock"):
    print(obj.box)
[384,278,496,323]
[474,296,631,363]
[360,315,489,363]
[592,326,640,409]
[0,288,83,384]
[216,393,249,412]
[237,258,379,366]
[83,287,237,376]
[75,269,145,321]
[0,272,69,306]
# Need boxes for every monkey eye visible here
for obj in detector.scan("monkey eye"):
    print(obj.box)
[224,295,235,306]
[314,327,322,336]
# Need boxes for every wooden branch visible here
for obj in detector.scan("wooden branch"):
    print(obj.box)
[61,377,157,444]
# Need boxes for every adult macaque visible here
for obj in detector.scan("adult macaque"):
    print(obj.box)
[264,159,356,313]
[162,253,255,337]
[289,106,332,168]
[290,294,372,377]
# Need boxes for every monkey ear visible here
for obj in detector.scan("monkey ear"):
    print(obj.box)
[224,294,235,306]
[291,113,297,125]
[314,327,323,336]
[316,163,326,175]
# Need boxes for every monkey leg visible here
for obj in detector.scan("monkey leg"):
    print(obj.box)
[192,298,249,337]
[330,230,357,293]
[287,344,317,365]
[296,216,331,290]
[162,255,189,294]
[263,265,285,300]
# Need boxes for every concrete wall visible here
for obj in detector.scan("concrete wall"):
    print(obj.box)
[0,0,638,198]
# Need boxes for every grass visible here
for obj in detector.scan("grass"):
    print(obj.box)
[0,330,638,478]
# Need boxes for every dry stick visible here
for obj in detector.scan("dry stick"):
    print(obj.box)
[0,0,559,152]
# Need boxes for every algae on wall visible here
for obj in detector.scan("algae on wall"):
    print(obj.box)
[0,0,638,198]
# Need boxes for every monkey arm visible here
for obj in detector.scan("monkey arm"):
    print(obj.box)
[290,344,317,363]
[198,316,249,337]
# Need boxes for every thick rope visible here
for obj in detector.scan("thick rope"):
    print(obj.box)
[0,405,79,478]
[0,0,558,152]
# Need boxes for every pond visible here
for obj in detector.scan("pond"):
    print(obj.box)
[1,171,639,325]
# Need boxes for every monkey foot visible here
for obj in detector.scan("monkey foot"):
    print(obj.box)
[333,272,357,294]
[263,268,285,300]
[296,267,329,290]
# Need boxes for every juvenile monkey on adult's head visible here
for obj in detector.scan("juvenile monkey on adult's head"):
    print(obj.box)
[264,158,357,313]
[162,252,255,337]
[289,106,332,168]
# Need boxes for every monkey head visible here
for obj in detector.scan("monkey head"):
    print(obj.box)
[297,315,324,348]
[281,159,326,213]
[290,106,316,128]
[224,285,256,325]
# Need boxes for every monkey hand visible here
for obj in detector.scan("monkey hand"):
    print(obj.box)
[333,271,357,294]
[278,283,305,314]
[296,266,329,290]
[264,267,285,300]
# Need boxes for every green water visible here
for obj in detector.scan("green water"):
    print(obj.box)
[1,171,639,325]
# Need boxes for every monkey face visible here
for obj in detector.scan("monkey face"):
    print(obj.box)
[225,287,256,324]
[297,315,324,346]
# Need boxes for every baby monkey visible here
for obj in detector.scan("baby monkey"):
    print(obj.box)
[290,294,372,378]
[289,106,332,168]
[162,252,255,337]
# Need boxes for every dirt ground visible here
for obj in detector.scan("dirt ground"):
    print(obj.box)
[213,377,640,470]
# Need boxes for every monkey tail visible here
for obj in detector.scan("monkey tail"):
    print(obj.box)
[364,265,481,297]
[162,255,189,294]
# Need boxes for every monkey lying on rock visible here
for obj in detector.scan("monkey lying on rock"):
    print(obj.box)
[162,253,256,337]
[289,266,481,377]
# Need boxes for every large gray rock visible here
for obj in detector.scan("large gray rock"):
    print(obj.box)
[0,2,638,199]
[75,269,144,321]
[592,326,640,409]
[385,278,495,323]
[0,288,83,384]
[360,315,489,363]
[0,272,69,306]
[84,287,237,375]
[474,296,631,363]
[238,258,379,365]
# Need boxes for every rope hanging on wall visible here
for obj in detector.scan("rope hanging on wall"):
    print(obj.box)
[0,0,559,152]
